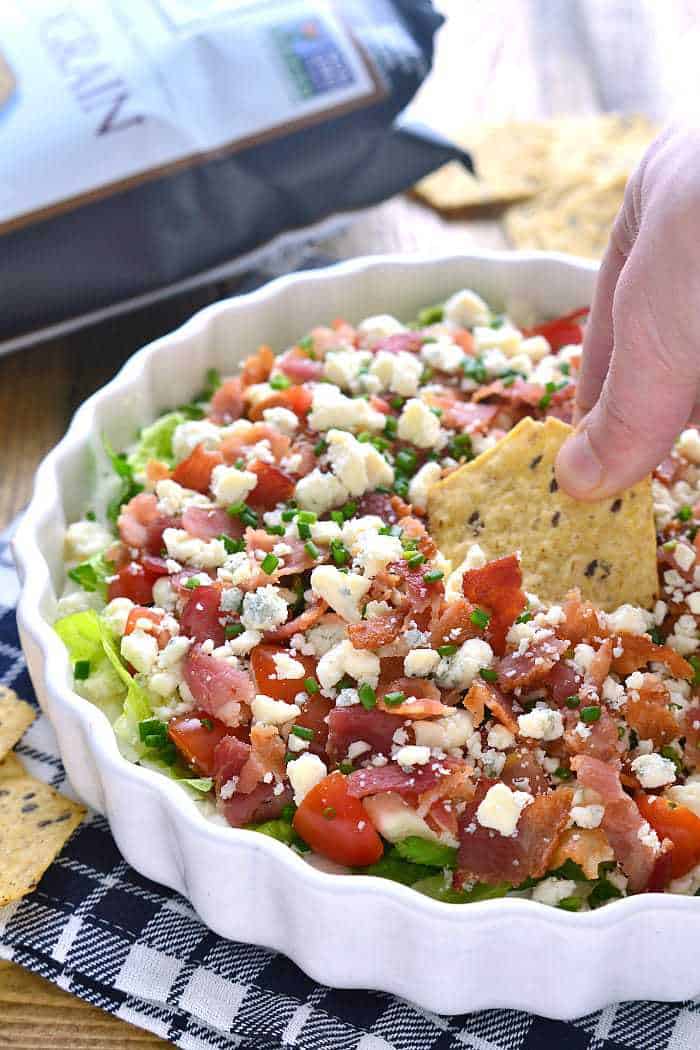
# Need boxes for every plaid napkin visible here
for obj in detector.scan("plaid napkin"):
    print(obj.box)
[5,537,700,1048]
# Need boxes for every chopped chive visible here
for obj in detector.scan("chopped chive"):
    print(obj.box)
[383,691,405,707]
[270,373,291,390]
[395,448,417,475]
[199,718,214,732]
[421,365,433,383]
[358,683,376,710]
[437,644,458,658]
[554,766,572,780]
[338,761,354,775]
[266,524,285,536]
[219,534,245,554]
[297,511,317,524]
[356,431,371,443]
[647,626,663,645]
[225,623,244,638]
[314,439,328,456]
[677,505,693,522]
[470,607,491,629]
[515,610,532,624]
[423,569,444,583]
[85,510,96,521]
[304,540,320,559]
[291,725,314,741]
[330,510,344,525]
[330,540,349,566]
[565,694,580,709]
[390,396,405,410]
[462,356,487,384]
[281,802,297,821]
[322,806,336,820]
[242,507,258,528]
[341,501,357,519]
[384,416,398,438]
[227,501,246,518]
[405,551,425,568]
[560,362,570,375]
[74,659,91,680]
[580,706,601,723]
[185,577,201,589]
[304,677,319,694]
[297,521,311,540]
[479,667,498,683]
[282,508,297,522]
[261,553,279,575]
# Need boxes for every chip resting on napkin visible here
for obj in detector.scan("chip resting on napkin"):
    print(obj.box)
[428,416,658,609]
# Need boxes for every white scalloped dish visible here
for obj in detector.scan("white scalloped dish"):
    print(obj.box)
[16,251,700,1020]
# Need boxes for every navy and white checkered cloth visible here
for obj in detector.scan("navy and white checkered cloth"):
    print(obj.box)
[4,528,700,1048]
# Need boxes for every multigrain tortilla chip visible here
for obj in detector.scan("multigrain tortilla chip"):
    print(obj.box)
[0,752,25,780]
[0,685,36,761]
[414,114,656,215]
[504,171,628,259]
[428,417,658,610]
[0,776,86,905]
[414,120,555,210]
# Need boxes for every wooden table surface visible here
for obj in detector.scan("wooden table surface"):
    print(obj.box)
[1,1,696,1045]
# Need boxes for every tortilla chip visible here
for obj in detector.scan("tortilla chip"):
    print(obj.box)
[414,114,656,215]
[0,775,86,905]
[414,120,556,210]
[504,171,628,259]
[428,417,658,610]
[0,685,36,762]
[0,752,26,780]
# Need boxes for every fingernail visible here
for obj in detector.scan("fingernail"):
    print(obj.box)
[556,429,602,496]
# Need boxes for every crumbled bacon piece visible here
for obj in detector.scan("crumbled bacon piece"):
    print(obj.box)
[571,755,667,892]
[462,554,526,655]
[625,674,678,748]
[611,632,693,680]
[496,634,569,692]
[456,781,573,886]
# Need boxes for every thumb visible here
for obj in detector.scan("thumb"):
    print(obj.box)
[556,251,697,499]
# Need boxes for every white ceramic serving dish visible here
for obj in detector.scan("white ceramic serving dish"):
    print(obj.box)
[17,250,700,1020]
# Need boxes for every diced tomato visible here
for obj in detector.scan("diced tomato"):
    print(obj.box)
[462,554,526,655]
[247,461,296,510]
[248,385,313,422]
[293,772,383,867]
[241,344,274,387]
[107,560,163,604]
[172,443,223,493]
[452,328,475,354]
[636,794,700,880]
[124,606,172,648]
[180,585,226,646]
[523,307,588,351]
[250,644,316,703]
[168,712,231,776]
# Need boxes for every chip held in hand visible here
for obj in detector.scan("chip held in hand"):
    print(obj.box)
[428,416,658,610]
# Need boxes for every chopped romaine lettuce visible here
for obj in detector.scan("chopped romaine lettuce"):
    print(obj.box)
[394,836,458,869]
[127,410,189,477]
[67,551,114,597]
[412,875,510,904]
[55,609,153,761]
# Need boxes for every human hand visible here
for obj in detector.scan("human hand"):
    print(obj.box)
[556,125,700,498]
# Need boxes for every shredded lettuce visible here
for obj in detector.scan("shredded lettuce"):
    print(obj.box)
[127,410,189,476]
[103,436,143,524]
[55,609,152,760]
[394,836,458,869]
[358,855,428,886]
[54,608,104,664]
[412,875,510,904]
[67,551,114,597]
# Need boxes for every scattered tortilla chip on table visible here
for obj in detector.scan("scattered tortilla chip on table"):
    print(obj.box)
[504,170,628,259]
[413,114,657,258]
[0,684,36,762]
[0,775,86,905]
[428,417,658,610]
